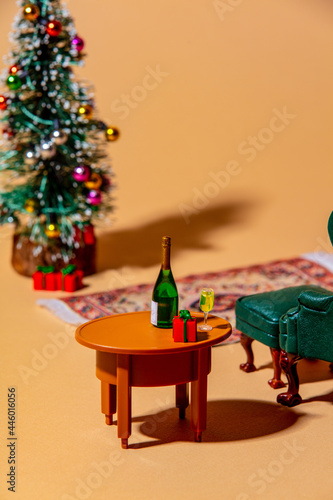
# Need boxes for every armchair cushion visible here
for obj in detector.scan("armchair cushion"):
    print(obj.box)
[280,290,333,362]
[297,289,333,312]
[235,285,327,349]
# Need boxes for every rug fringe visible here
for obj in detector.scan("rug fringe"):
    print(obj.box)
[301,252,333,272]
[36,298,86,325]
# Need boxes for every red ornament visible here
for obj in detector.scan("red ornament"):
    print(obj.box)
[0,96,7,111]
[46,20,62,37]
[2,127,14,139]
[9,65,19,75]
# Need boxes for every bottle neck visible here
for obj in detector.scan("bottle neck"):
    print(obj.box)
[161,244,171,270]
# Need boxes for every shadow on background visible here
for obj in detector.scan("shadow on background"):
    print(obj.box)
[96,200,256,271]
[305,390,333,404]
[296,359,333,384]
[128,399,306,448]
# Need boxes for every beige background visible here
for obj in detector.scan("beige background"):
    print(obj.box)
[1,1,333,499]
[1,0,333,278]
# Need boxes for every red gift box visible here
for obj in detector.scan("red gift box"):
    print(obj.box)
[173,311,197,342]
[33,266,57,291]
[33,271,44,290]
[55,268,84,292]
[83,224,95,245]
[33,265,83,292]
[74,224,96,246]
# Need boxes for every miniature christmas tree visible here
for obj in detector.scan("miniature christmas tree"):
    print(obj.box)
[0,0,119,276]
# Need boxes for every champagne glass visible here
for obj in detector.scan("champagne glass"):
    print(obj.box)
[198,288,214,331]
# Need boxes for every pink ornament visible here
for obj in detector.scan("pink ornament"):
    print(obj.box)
[73,165,90,182]
[72,36,85,52]
[86,190,102,205]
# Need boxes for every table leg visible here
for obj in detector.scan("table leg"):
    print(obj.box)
[191,348,210,442]
[117,354,132,449]
[101,381,117,425]
[176,383,189,419]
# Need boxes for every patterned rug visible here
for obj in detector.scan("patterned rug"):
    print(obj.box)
[37,255,333,345]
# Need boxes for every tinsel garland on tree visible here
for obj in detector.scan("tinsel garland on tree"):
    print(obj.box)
[0,0,119,264]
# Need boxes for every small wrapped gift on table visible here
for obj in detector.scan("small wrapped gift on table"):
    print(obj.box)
[173,310,197,342]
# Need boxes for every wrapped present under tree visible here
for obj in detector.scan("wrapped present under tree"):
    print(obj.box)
[33,264,83,291]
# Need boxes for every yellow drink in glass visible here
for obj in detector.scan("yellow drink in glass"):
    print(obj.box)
[199,290,214,312]
[199,288,214,331]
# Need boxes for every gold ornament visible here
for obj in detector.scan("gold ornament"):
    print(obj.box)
[78,104,93,120]
[23,3,40,21]
[84,173,103,190]
[45,223,61,238]
[51,129,68,145]
[40,139,56,159]
[24,198,37,213]
[24,149,37,165]
[106,126,120,142]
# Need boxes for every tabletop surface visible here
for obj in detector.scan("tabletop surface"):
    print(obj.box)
[75,311,232,355]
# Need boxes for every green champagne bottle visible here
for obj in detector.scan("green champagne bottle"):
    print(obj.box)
[151,236,179,328]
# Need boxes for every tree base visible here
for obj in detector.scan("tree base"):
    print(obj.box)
[11,225,96,277]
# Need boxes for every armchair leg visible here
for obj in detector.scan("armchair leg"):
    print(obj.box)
[277,350,303,407]
[239,333,256,372]
[268,348,286,389]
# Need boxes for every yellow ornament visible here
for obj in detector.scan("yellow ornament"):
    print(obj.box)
[78,104,93,120]
[106,126,120,142]
[23,3,40,21]
[24,198,37,213]
[45,223,61,239]
[84,172,103,190]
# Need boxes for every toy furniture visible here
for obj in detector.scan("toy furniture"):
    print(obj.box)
[235,211,333,406]
[75,311,231,448]
[277,288,333,406]
[235,285,328,389]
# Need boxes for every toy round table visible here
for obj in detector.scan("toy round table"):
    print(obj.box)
[75,311,232,448]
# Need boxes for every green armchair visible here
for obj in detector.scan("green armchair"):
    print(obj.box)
[235,285,327,389]
[235,210,333,406]
[277,288,333,406]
